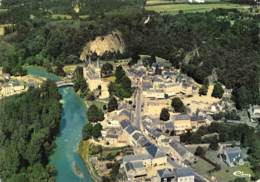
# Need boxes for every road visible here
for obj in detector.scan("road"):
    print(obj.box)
[133,78,143,131]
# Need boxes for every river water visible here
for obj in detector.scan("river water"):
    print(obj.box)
[27,66,93,182]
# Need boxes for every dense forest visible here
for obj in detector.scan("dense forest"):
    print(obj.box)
[0,2,259,109]
[0,81,61,181]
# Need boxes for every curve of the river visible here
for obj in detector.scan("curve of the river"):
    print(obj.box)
[27,66,93,182]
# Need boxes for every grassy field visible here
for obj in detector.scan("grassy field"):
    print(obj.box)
[146,1,250,15]
[85,100,107,110]
[212,162,253,182]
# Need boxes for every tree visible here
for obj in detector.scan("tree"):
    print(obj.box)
[87,105,104,122]
[54,62,66,77]
[212,83,224,98]
[0,81,61,181]
[121,75,132,90]
[107,96,118,112]
[232,86,251,109]
[92,123,103,138]
[82,123,103,140]
[111,66,132,99]
[209,141,219,151]
[195,146,206,157]
[128,52,140,66]
[234,178,247,182]
[115,65,125,82]
[101,63,113,78]
[171,97,186,113]
[82,123,93,140]
[160,108,170,121]
[72,67,89,97]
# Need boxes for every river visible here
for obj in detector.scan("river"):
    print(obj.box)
[27,66,93,182]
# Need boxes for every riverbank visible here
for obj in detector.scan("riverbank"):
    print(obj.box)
[27,66,93,182]
[78,140,103,182]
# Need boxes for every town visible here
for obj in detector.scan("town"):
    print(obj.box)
[0,0,259,181]
[78,55,259,182]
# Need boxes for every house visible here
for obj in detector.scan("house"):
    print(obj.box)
[163,121,174,134]
[137,136,151,147]
[132,132,145,146]
[101,128,120,145]
[162,70,176,80]
[123,145,167,168]
[120,120,131,129]
[124,161,147,181]
[157,168,175,182]
[125,125,137,136]
[223,147,244,167]
[175,167,194,182]
[188,0,205,3]
[172,114,192,135]
[143,89,165,99]
[248,105,260,122]
[145,144,167,166]
[190,114,206,129]
[143,98,170,117]
[155,167,194,182]
[118,109,132,122]
[145,127,169,145]
[169,140,195,164]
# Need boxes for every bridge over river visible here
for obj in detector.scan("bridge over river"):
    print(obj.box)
[56,80,74,88]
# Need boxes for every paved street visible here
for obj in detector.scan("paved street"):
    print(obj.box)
[133,78,143,131]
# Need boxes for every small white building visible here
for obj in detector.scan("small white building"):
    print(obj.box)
[248,105,260,122]
[188,0,205,3]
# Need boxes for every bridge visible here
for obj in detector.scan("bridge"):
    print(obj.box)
[56,80,74,88]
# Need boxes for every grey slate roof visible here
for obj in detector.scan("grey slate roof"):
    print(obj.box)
[157,168,175,179]
[169,140,189,157]
[132,132,143,141]
[137,136,151,147]
[147,127,161,138]
[145,144,165,158]
[123,154,152,163]
[190,114,205,121]
[224,147,242,162]
[165,122,174,130]
[120,120,130,129]
[106,134,118,138]
[125,125,136,135]
[176,167,194,178]
[125,161,144,171]
[143,82,153,90]
[173,114,190,121]
[119,109,131,118]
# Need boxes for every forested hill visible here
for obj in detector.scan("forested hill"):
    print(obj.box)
[0,1,259,109]
[0,81,61,181]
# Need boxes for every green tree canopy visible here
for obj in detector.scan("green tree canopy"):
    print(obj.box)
[0,81,61,181]
[171,97,186,113]
[87,105,104,122]
[195,146,206,157]
[160,108,170,121]
[212,83,224,98]
[107,96,118,112]
[115,65,125,83]
[72,66,89,97]
[82,123,103,140]
[101,63,113,78]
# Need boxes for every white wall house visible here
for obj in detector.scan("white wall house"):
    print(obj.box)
[188,0,205,3]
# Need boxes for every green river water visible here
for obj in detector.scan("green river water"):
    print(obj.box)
[27,66,93,182]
